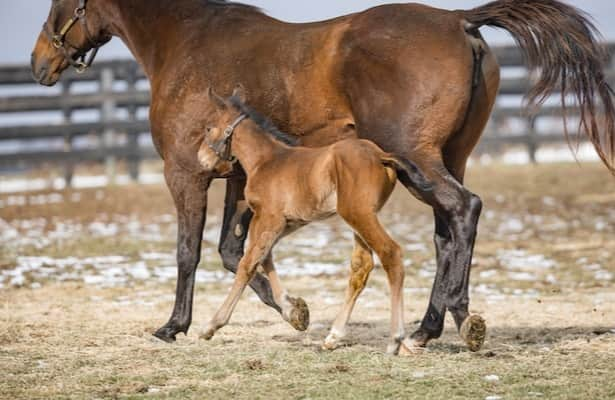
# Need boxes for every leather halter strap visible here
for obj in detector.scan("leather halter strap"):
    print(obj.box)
[204,114,249,163]
[43,0,109,73]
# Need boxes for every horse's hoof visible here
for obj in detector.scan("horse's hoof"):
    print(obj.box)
[460,314,486,352]
[322,334,341,351]
[398,338,426,356]
[200,328,215,341]
[153,326,177,343]
[287,296,310,331]
[386,341,401,355]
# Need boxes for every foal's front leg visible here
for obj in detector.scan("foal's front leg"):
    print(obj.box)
[201,213,285,340]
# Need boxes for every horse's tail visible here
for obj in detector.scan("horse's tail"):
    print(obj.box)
[463,0,615,173]
[381,155,432,193]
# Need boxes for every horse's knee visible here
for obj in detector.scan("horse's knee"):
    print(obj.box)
[468,193,482,223]
[349,261,372,292]
[177,246,200,272]
[440,188,482,234]
[379,242,403,279]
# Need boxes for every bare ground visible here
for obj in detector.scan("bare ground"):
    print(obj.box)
[1,162,615,399]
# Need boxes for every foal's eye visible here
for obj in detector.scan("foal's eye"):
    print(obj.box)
[206,127,213,133]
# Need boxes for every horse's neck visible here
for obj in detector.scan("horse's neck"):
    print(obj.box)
[98,0,162,79]
[232,123,284,175]
[101,0,267,81]
[100,0,203,79]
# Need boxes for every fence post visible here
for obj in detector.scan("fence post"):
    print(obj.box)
[126,65,140,181]
[101,67,116,184]
[527,115,537,164]
[61,80,74,187]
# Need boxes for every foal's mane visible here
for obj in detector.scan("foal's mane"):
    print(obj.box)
[228,96,299,146]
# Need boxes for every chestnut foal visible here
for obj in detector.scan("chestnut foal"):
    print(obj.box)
[198,88,430,354]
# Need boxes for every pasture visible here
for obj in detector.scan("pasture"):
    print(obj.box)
[1,162,615,399]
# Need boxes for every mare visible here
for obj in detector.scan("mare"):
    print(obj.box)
[31,0,615,351]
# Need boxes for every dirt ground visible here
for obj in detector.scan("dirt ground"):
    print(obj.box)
[1,162,615,399]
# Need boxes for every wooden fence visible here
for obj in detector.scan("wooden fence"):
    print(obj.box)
[1,44,614,185]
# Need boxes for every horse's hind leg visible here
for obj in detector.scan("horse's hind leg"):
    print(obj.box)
[323,234,374,350]
[339,210,405,354]
[261,253,310,331]
[202,213,285,340]
[397,153,485,353]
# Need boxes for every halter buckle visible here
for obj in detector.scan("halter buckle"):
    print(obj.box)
[75,60,88,74]
[74,7,86,18]
[52,35,64,49]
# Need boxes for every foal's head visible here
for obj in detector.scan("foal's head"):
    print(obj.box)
[198,86,249,171]
[31,0,112,86]
[199,86,298,171]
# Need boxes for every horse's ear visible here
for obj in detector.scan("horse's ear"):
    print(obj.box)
[232,84,247,102]
[207,87,227,108]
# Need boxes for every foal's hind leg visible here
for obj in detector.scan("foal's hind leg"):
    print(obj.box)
[339,210,405,354]
[261,254,310,331]
[201,213,285,340]
[323,234,374,350]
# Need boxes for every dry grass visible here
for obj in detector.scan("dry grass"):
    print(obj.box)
[1,162,615,399]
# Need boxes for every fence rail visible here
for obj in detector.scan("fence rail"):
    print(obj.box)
[1,44,614,185]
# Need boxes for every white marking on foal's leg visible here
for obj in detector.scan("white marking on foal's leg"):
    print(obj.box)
[323,327,346,350]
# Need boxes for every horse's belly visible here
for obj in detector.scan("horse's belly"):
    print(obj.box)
[285,190,337,223]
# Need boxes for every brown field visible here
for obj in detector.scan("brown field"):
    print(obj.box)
[1,162,615,399]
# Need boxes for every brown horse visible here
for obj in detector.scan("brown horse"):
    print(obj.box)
[198,87,446,354]
[31,0,615,352]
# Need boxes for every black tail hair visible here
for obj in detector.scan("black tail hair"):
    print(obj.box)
[464,0,615,173]
[381,155,432,193]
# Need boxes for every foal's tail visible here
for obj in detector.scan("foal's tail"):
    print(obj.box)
[464,0,615,173]
[381,155,432,193]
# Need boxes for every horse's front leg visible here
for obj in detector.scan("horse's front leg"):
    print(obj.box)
[218,175,282,313]
[154,167,212,342]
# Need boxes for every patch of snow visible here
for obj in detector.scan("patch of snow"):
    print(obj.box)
[507,272,537,281]
[595,270,613,281]
[480,270,498,279]
[0,173,165,194]
[497,250,556,270]
[140,252,175,261]
[277,260,342,277]
[497,218,524,233]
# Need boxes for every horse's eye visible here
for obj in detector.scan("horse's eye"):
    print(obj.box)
[206,127,212,133]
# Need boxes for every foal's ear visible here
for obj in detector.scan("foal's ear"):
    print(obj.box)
[232,84,247,102]
[207,87,227,109]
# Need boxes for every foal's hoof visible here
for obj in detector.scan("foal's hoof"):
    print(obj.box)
[322,333,342,351]
[397,338,427,356]
[287,297,310,331]
[153,326,178,343]
[200,327,216,341]
[460,314,486,352]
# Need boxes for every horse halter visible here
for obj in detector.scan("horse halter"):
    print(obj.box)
[205,114,249,163]
[43,0,108,73]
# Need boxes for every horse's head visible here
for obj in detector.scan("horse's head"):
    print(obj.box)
[198,86,248,172]
[31,0,111,86]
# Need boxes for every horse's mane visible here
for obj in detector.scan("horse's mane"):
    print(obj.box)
[228,96,299,146]
[207,0,263,14]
